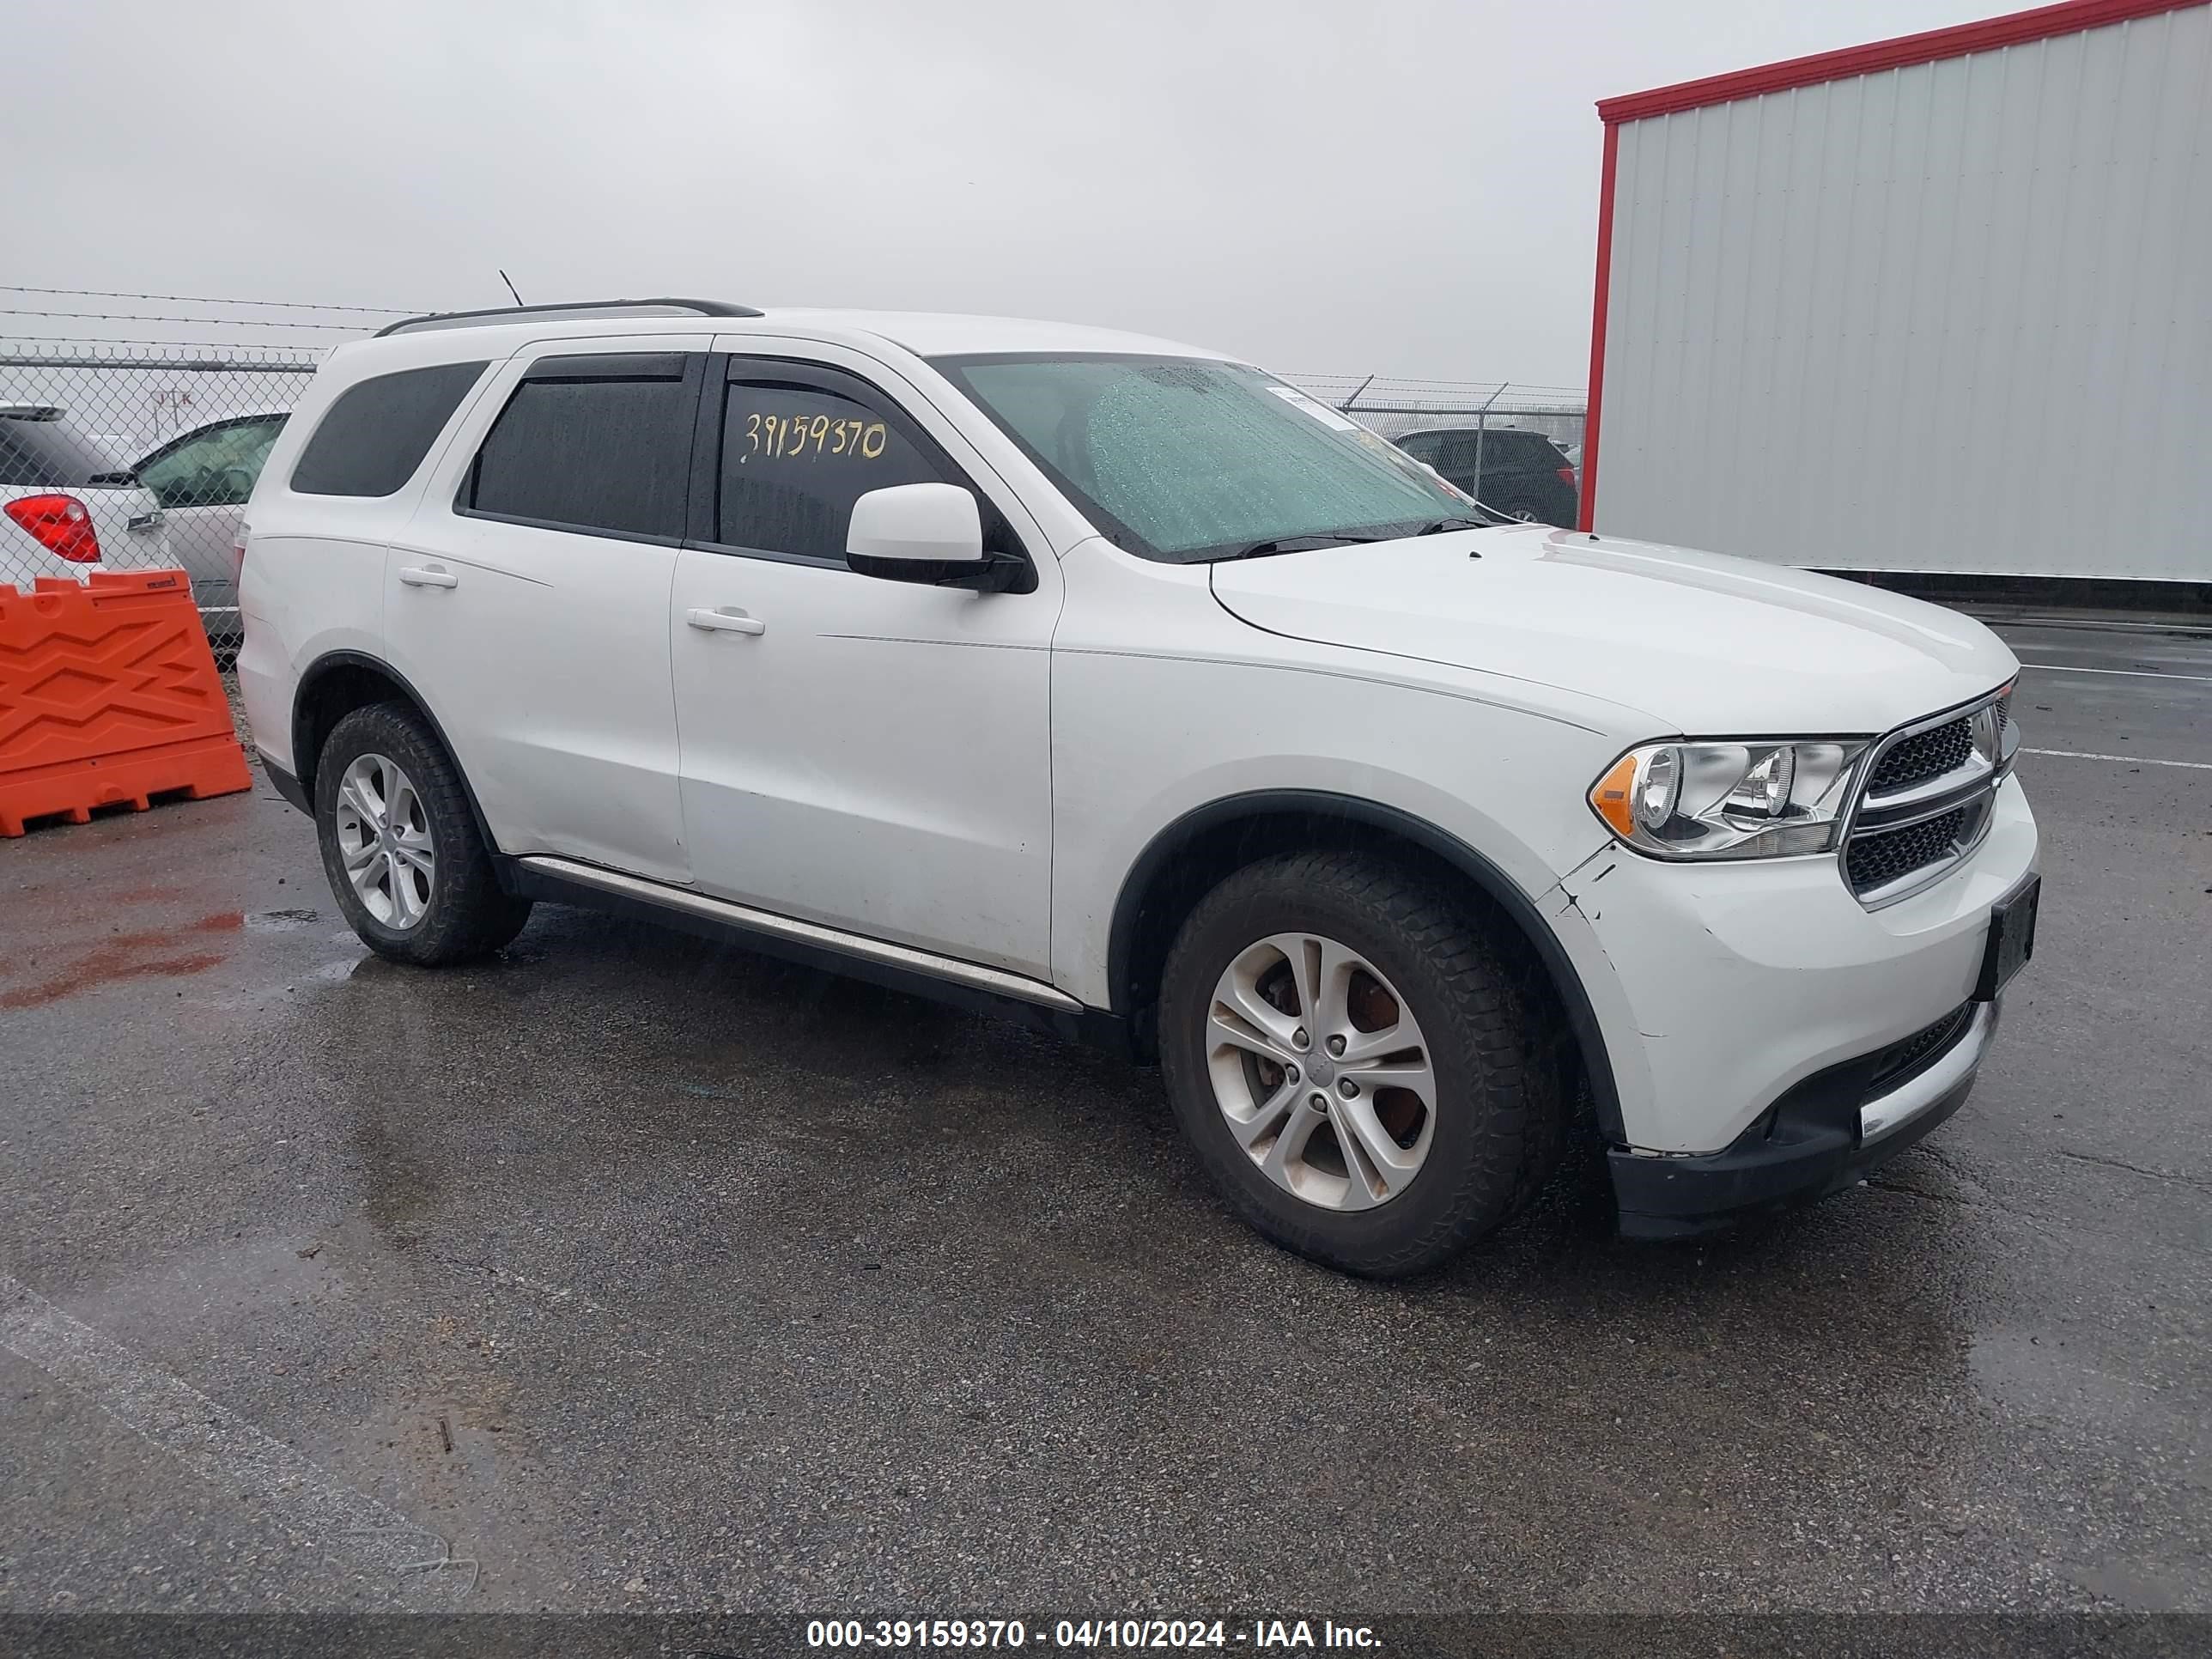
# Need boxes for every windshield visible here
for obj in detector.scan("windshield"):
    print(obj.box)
[932,354,1494,562]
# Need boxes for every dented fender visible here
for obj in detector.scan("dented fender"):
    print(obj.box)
[1530,854,1663,1149]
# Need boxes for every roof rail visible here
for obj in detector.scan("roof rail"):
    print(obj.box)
[374,298,765,337]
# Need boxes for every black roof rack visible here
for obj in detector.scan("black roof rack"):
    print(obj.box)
[374,298,764,337]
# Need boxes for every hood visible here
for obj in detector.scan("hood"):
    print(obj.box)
[1208,525,2019,736]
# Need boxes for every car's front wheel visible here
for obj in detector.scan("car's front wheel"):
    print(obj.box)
[314,702,532,965]
[1158,852,1564,1277]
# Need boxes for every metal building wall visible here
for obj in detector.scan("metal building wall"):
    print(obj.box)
[1591,3,2211,580]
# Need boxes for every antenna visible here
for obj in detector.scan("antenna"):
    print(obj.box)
[498,270,525,307]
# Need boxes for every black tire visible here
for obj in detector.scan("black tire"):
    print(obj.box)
[313,702,532,965]
[1158,851,1565,1278]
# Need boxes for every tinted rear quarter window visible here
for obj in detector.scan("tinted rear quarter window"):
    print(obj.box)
[290,362,488,497]
[0,412,123,488]
[465,356,696,541]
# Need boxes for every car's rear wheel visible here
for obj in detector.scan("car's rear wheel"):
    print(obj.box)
[314,702,531,965]
[1158,851,1564,1277]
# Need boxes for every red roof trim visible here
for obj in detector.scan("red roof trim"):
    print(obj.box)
[1598,0,2197,125]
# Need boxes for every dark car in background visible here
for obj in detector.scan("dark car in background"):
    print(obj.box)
[1396,427,1578,526]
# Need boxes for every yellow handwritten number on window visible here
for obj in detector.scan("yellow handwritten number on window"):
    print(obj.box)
[739,407,890,462]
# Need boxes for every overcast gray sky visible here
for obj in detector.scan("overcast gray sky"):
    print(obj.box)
[9,0,2008,385]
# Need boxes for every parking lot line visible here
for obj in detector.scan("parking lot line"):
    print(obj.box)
[2019,663,2212,684]
[2021,748,2212,772]
[0,1273,475,1600]
[2002,617,2212,636]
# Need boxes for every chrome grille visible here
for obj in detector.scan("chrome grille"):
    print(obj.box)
[1847,806,1971,891]
[1869,717,1972,794]
[1843,687,2017,908]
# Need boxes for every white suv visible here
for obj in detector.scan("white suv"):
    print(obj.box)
[238,299,2040,1275]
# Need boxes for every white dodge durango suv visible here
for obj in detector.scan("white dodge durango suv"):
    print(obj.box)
[238,299,2039,1275]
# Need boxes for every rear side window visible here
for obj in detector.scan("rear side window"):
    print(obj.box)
[714,377,948,562]
[290,362,486,497]
[464,354,696,542]
[0,410,123,488]
[1485,432,1547,465]
[137,416,288,508]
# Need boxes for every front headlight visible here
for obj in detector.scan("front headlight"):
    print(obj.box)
[1589,738,1870,860]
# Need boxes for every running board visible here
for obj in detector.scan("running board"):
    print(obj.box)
[513,855,1082,1012]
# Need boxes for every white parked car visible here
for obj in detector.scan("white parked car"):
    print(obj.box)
[131,410,289,641]
[238,300,2039,1274]
[2,404,172,591]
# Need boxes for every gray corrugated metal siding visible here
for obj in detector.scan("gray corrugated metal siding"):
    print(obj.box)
[1595,3,2211,580]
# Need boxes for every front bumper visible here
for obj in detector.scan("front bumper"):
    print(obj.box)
[1561,775,2037,1154]
[1609,998,2000,1239]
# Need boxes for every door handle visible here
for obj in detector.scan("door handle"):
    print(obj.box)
[686,606,766,636]
[398,565,459,589]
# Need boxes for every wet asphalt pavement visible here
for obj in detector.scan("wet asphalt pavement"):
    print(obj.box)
[1,614,2207,1617]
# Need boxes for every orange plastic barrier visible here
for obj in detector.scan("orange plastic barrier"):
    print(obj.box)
[0,571,252,837]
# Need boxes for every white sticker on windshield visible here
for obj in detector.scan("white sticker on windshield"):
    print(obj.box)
[1266,384,1364,432]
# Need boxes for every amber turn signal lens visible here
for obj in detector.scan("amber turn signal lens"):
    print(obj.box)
[1589,751,1640,839]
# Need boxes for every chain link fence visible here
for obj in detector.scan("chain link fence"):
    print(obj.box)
[1,340,325,654]
[1285,374,1588,525]
[2,303,1589,656]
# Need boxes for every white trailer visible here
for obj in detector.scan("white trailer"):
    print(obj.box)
[1581,0,2211,583]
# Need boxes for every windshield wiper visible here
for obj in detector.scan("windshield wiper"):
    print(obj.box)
[1215,533,1382,562]
[1414,516,1493,535]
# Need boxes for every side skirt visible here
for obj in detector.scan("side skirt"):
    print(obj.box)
[505,854,1136,1058]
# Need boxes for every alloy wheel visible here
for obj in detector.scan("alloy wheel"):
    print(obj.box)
[333,752,435,930]
[1205,933,1437,1211]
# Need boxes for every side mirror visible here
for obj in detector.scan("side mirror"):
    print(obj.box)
[847,483,1029,592]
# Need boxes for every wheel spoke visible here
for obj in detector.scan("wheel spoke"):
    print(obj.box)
[365,763,396,824]
[1215,969,1302,1054]
[1328,1102,1390,1209]
[1207,1009,1291,1067]
[1224,1074,1300,1152]
[342,835,380,873]
[1260,1098,1327,1187]
[390,829,434,878]
[1333,1094,1425,1184]
[1343,1055,1435,1104]
[337,776,381,831]
[1335,1022,1410,1066]
[384,851,417,926]
[1304,937,1361,1040]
